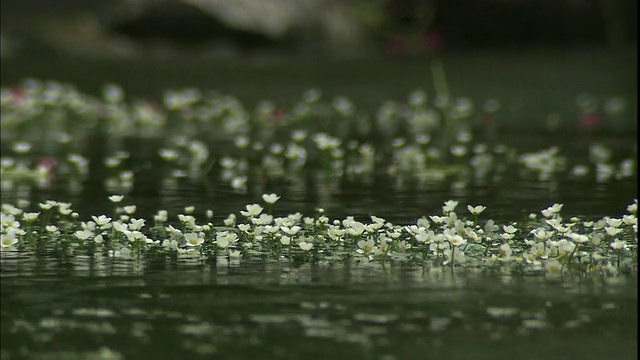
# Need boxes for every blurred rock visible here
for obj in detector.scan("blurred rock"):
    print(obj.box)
[1,0,370,59]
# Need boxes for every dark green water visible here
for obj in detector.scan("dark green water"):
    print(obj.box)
[1,49,638,359]
[1,257,637,360]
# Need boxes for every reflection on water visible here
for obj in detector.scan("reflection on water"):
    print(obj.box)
[1,254,637,359]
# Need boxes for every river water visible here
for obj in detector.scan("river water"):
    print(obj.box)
[1,49,637,359]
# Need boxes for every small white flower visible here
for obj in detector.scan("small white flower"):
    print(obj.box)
[74,230,94,241]
[299,241,313,252]
[22,212,40,221]
[545,260,562,276]
[605,218,623,228]
[357,239,377,255]
[262,193,281,204]
[1,231,18,248]
[92,215,112,227]
[280,236,291,246]
[241,204,263,217]
[604,227,622,236]
[467,205,486,215]
[112,222,128,232]
[94,234,104,244]
[184,232,204,247]
[442,200,459,214]
[610,238,627,250]
[109,195,124,203]
[281,225,301,236]
[129,218,146,231]
[123,205,137,215]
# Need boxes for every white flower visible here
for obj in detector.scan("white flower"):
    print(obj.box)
[92,215,112,228]
[567,233,589,244]
[39,200,58,210]
[281,225,301,236]
[467,205,486,215]
[93,234,104,244]
[545,260,562,276]
[280,236,291,246]
[184,232,204,247]
[74,230,94,241]
[541,203,563,218]
[1,231,18,248]
[299,241,313,252]
[430,216,446,224]
[357,239,377,255]
[605,218,623,228]
[241,204,263,217]
[500,233,514,240]
[109,195,124,203]
[503,225,517,234]
[129,218,146,231]
[23,212,40,221]
[610,238,627,250]
[123,205,137,215]
[604,227,622,236]
[216,231,238,249]
[162,239,179,250]
[498,243,512,259]
[446,233,467,247]
[442,200,459,214]
[531,228,552,242]
[112,222,128,232]
[262,193,281,204]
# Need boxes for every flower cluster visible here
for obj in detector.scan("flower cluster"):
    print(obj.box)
[2,80,635,197]
[2,195,637,276]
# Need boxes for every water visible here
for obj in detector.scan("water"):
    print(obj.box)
[1,49,638,359]
[1,256,637,360]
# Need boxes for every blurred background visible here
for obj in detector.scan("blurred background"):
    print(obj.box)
[1,0,637,132]
[1,0,636,58]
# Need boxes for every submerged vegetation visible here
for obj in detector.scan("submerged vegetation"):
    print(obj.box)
[1,78,637,276]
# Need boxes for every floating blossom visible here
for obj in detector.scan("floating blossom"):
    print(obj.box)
[281,225,301,236]
[531,228,552,242]
[129,218,146,231]
[123,205,137,215]
[299,241,313,252]
[604,227,622,236]
[541,203,563,218]
[184,233,204,247]
[22,212,39,222]
[442,200,459,214]
[357,239,377,255]
[74,230,93,242]
[610,238,627,250]
[262,193,281,204]
[567,233,589,244]
[467,205,486,215]
[216,232,238,249]
[92,215,112,229]
[545,260,562,276]
[1,231,18,248]
[605,218,623,228]
[503,225,518,234]
[241,204,263,217]
[108,195,124,203]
